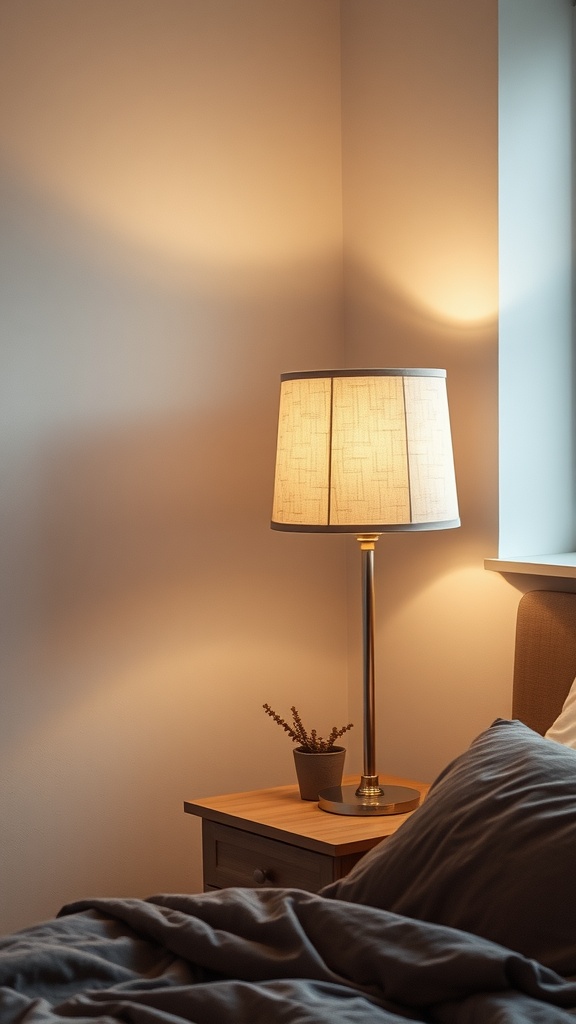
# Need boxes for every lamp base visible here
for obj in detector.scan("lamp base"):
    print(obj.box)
[318,783,420,816]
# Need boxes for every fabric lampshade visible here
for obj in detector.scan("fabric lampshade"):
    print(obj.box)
[271,368,460,534]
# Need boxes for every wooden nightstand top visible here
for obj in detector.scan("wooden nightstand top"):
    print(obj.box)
[184,774,430,858]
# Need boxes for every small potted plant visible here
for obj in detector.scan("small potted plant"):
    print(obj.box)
[263,703,353,800]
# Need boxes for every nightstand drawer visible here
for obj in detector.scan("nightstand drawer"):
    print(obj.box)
[202,821,340,892]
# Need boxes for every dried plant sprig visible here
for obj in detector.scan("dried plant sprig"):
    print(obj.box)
[263,704,353,753]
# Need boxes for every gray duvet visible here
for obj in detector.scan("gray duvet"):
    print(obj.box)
[1,887,576,1024]
[4,721,576,1023]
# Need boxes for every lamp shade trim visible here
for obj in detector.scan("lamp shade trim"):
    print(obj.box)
[271,368,460,534]
[271,519,461,533]
[279,367,447,382]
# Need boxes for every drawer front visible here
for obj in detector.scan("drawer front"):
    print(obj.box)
[202,821,338,892]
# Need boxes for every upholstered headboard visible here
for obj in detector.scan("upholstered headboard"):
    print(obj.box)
[513,590,576,735]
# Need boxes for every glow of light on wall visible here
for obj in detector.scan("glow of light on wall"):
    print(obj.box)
[346,213,498,330]
[340,1,498,331]
[0,4,342,270]
[394,258,496,328]
[403,251,497,327]
[0,141,340,270]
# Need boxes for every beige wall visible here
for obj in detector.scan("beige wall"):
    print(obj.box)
[0,0,347,934]
[0,0,547,936]
[340,0,533,782]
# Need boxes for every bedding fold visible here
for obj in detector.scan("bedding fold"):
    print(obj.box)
[0,887,575,1023]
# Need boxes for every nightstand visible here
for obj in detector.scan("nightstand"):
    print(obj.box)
[184,774,429,893]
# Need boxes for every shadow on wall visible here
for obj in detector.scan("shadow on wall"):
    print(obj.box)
[0,0,347,934]
[0,165,346,932]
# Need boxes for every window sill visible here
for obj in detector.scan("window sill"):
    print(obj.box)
[484,554,576,579]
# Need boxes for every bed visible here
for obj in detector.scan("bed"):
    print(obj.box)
[3,589,576,1024]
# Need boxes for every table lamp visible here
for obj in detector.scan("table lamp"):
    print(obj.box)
[271,368,460,815]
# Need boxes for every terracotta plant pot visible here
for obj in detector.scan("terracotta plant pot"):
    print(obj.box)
[293,746,346,801]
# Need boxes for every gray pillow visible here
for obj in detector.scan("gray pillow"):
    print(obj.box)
[321,719,576,977]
